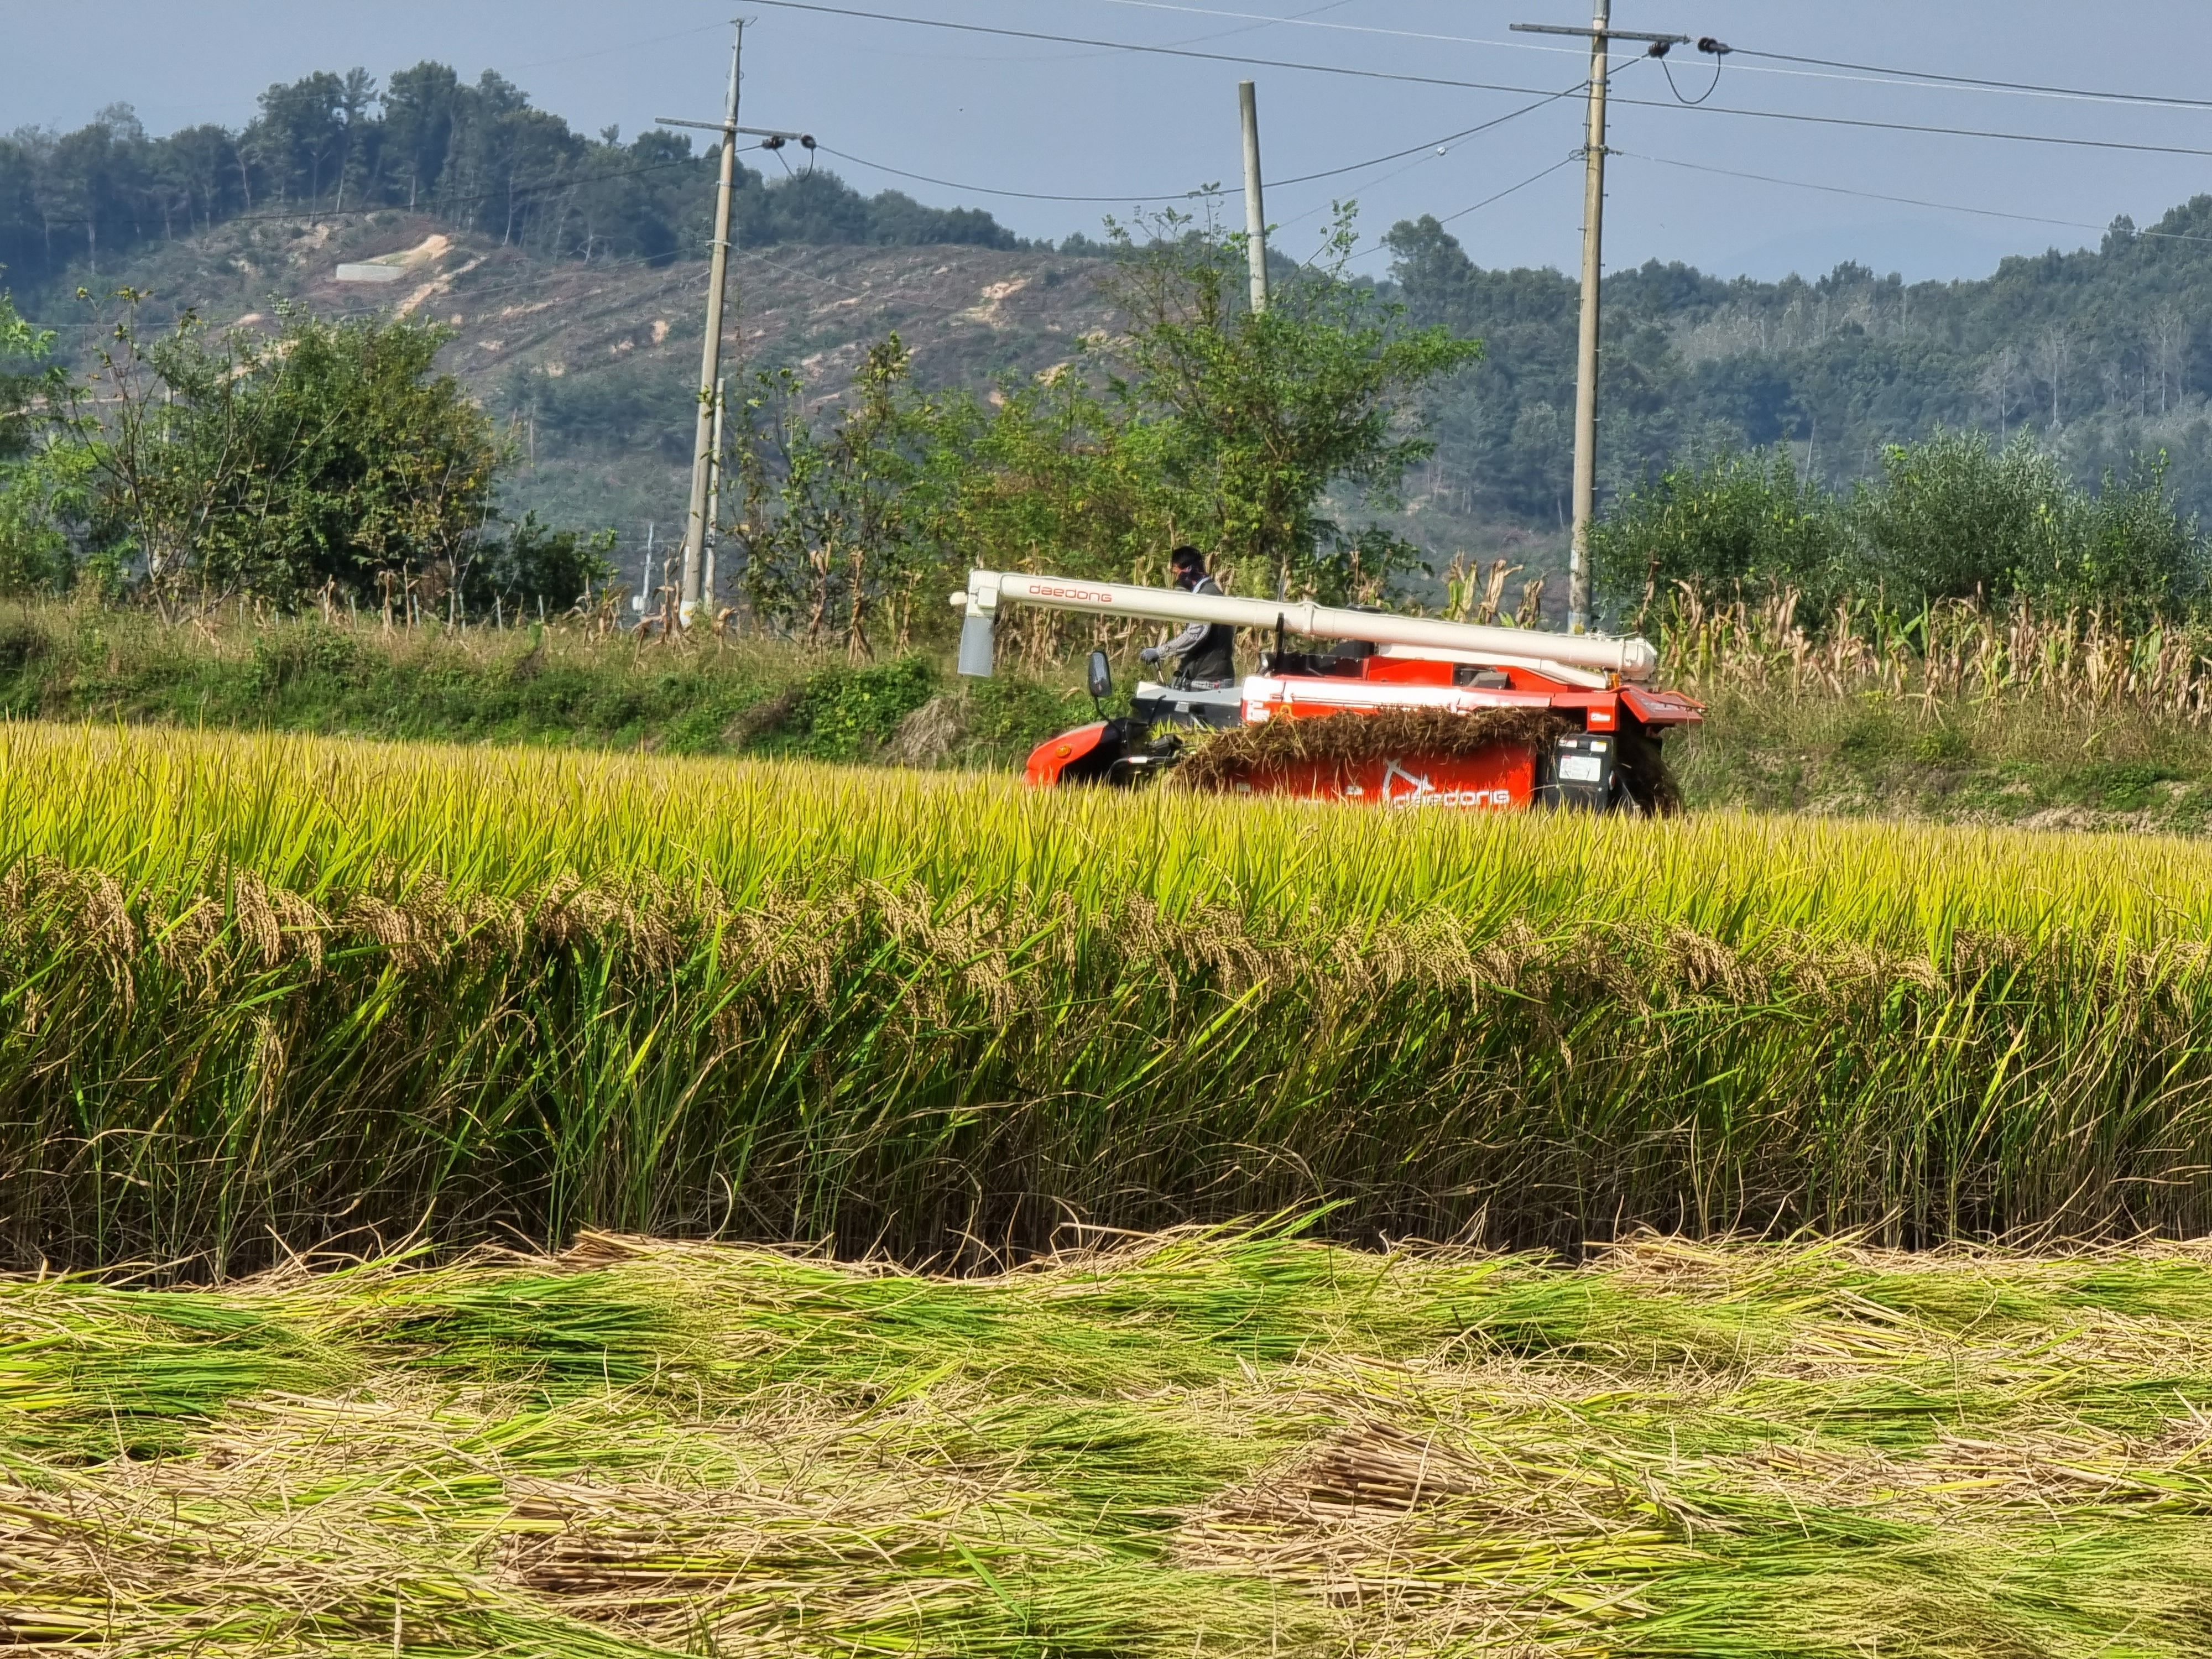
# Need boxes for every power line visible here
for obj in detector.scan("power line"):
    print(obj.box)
[745,0,1592,96]
[1621,150,2212,252]
[1074,0,2212,115]
[817,81,1584,205]
[1343,154,1579,267]
[1271,101,1576,242]
[1076,0,1584,61]
[1609,91,2212,161]
[815,147,1215,204]
[748,1,2212,165]
[1730,46,2212,115]
[1436,154,1580,229]
[1272,86,1585,187]
[513,24,731,71]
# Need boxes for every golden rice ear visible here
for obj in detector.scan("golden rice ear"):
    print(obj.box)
[229,871,328,973]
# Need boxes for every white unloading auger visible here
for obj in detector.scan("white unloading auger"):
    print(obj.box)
[950,569,1659,682]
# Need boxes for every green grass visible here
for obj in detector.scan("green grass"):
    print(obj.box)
[1676,687,2212,831]
[7,1230,2212,1656]
[0,602,1086,767]
[7,722,2212,1268]
[11,601,2212,838]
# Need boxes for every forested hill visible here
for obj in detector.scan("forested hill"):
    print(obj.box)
[0,64,1030,294]
[1390,201,2212,531]
[16,62,2212,551]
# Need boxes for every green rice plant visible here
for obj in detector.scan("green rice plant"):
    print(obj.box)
[9,724,2212,1266]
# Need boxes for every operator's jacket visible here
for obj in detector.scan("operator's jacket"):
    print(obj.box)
[1157,575,1235,686]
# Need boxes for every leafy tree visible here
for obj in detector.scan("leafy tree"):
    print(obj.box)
[729,209,1481,646]
[0,291,83,592]
[246,71,355,208]
[1590,447,1852,620]
[79,295,500,612]
[1854,430,2203,619]
[469,514,615,616]
[2058,454,2205,618]
[1099,206,1481,600]
[1849,430,2073,606]
[900,367,1165,588]
[732,336,935,655]
[382,62,460,210]
[1590,430,2205,627]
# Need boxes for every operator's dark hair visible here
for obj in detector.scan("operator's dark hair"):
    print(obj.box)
[1168,544,1205,571]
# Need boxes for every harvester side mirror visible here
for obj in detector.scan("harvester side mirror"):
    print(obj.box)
[957,608,996,678]
[1086,649,1113,708]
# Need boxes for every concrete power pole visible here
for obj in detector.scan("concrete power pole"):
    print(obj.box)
[676,24,742,633]
[703,377,726,623]
[1567,2,1609,635]
[1239,81,1269,314]
[659,26,816,631]
[1514,14,1688,632]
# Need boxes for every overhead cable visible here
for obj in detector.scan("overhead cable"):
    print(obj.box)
[817,81,1583,204]
[1077,0,1584,60]
[750,2,2212,163]
[745,0,1591,96]
[1344,153,1580,265]
[1073,0,2212,114]
[1729,46,2212,114]
[1434,153,1581,229]
[1608,92,2212,160]
[1621,150,2212,250]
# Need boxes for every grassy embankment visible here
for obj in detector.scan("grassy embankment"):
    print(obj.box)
[6,722,2212,1270]
[1677,687,2212,830]
[9,1229,2212,1656]
[0,603,1083,768]
[1,601,2209,829]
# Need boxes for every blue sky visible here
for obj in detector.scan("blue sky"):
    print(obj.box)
[8,1,2208,283]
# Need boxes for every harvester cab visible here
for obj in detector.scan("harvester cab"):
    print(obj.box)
[952,568,1702,813]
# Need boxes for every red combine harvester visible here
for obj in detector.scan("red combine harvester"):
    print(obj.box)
[953,569,1703,813]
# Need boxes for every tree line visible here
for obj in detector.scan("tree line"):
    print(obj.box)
[0,211,1470,637]
[23,60,2212,554]
[1589,437,2201,633]
[1385,200,2212,530]
[5,192,2208,651]
[0,65,1026,295]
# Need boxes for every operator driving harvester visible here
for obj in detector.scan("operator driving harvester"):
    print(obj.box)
[952,560,1703,813]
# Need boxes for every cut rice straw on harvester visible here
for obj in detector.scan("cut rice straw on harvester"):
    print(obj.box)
[1170,706,1575,791]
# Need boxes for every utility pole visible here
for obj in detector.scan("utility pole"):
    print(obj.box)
[1239,81,1269,314]
[703,377,726,623]
[1513,13,1689,632]
[658,23,816,631]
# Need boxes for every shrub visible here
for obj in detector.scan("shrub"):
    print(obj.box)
[1590,447,1852,622]
[1598,432,2210,628]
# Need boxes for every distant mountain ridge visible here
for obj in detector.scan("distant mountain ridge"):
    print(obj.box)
[0,65,1035,302]
[19,62,2212,566]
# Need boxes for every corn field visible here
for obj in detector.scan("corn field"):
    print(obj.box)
[8,1228,2212,1656]
[1657,585,2212,717]
[7,723,2212,1267]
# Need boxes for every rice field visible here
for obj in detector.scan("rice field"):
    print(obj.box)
[6,721,2212,1268]
[9,1228,2212,1657]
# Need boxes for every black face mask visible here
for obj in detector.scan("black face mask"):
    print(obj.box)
[1173,567,1202,589]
